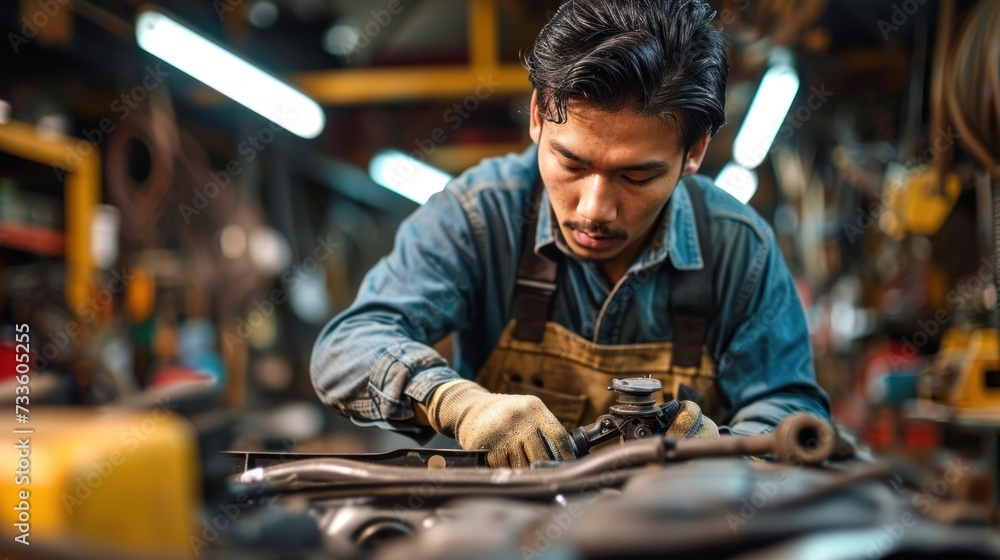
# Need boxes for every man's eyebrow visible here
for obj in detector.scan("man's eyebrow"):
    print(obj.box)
[550,139,589,165]
[549,139,669,172]
[618,160,669,172]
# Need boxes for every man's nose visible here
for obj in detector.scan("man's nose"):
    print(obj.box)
[576,175,617,225]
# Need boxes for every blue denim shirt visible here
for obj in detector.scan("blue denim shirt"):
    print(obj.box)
[311,145,831,439]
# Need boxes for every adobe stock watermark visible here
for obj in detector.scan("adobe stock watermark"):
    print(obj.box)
[60,394,181,514]
[178,119,287,224]
[726,467,799,532]
[591,259,667,336]
[843,127,960,244]
[861,459,971,558]
[189,439,297,556]
[778,84,833,141]
[402,277,470,342]
[730,83,834,170]
[375,74,500,187]
[222,234,340,350]
[213,0,244,21]
[51,64,171,181]
[391,475,446,523]
[877,0,932,41]
[31,267,139,371]
[725,426,835,533]
[330,0,415,62]
[521,455,635,559]
[718,0,750,26]
[887,256,996,372]
[7,0,70,53]
[714,276,796,375]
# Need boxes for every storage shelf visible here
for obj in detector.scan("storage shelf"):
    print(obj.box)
[0,220,65,257]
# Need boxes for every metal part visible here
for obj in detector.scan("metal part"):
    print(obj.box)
[569,377,684,456]
[668,413,837,465]
[239,414,838,495]
[355,520,416,550]
[569,377,840,461]
[608,377,664,416]
[358,453,929,560]
[223,448,488,477]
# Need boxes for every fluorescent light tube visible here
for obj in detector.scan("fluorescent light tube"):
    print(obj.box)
[731,64,799,170]
[715,161,758,204]
[136,9,325,139]
[369,150,453,205]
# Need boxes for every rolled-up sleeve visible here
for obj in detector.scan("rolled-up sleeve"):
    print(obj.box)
[310,184,481,438]
[713,222,831,436]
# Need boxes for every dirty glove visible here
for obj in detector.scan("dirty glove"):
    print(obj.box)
[423,379,574,468]
[666,400,719,438]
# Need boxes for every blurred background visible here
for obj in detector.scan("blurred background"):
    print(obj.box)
[1,0,999,557]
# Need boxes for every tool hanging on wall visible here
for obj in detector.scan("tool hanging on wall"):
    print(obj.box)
[937,0,1000,338]
[942,0,1000,179]
[104,89,177,245]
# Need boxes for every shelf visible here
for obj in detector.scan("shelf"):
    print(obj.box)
[0,220,65,257]
[0,119,98,309]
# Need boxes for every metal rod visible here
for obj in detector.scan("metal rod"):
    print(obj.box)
[244,414,837,491]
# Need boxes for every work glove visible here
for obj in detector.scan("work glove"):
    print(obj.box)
[423,379,575,468]
[666,400,719,438]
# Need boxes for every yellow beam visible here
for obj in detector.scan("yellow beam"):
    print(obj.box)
[292,64,531,105]
[427,141,529,173]
[23,0,72,46]
[469,0,499,68]
[0,120,98,314]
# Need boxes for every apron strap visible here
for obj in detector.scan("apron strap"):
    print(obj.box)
[512,176,717,358]
[669,176,716,375]
[513,180,557,342]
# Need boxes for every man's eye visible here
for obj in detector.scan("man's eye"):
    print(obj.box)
[560,162,586,173]
[623,175,654,186]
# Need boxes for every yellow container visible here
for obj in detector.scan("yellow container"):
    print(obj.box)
[0,408,199,557]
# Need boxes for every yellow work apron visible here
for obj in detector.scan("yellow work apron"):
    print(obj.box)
[475,321,718,430]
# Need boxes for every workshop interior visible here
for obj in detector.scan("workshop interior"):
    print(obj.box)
[1,0,1000,558]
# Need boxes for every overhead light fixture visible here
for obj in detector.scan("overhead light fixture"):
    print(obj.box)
[246,0,279,28]
[369,150,452,205]
[322,22,361,57]
[135,9,325,139]
[715,162,758,204]
[731,63,799,170]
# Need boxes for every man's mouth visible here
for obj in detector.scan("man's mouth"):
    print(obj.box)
[571,230,620,250]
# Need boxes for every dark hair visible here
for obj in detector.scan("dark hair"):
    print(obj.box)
[525,0,728,150]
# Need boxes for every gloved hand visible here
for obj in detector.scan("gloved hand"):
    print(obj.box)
[666,400,719,438]
[422,379,574,468]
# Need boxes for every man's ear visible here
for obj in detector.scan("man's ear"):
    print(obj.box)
[529,90,542,144]
[680,133,711,177]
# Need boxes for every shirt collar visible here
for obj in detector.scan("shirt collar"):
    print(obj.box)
[533,174,705,272]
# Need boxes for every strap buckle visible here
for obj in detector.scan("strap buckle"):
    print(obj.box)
[516,277,557,294]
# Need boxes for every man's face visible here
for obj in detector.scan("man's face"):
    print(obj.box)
[530,94,710,276]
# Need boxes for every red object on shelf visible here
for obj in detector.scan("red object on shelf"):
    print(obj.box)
[0,220,65,257]
[148,365,213,390]
[0,342,16,381]
[902,422,940,450]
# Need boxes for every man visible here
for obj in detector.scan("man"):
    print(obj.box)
[311,0,831,468]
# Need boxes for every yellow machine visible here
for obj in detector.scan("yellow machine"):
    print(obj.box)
[0,408,200,558]
[921,327,1000,420]
[881,165,962,239]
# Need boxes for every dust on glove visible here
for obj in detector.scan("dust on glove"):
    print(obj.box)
[423,379,574,468]
[665,400,720,438]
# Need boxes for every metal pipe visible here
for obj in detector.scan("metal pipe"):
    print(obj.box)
[670,413,836,464]
[242,414,835,490]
